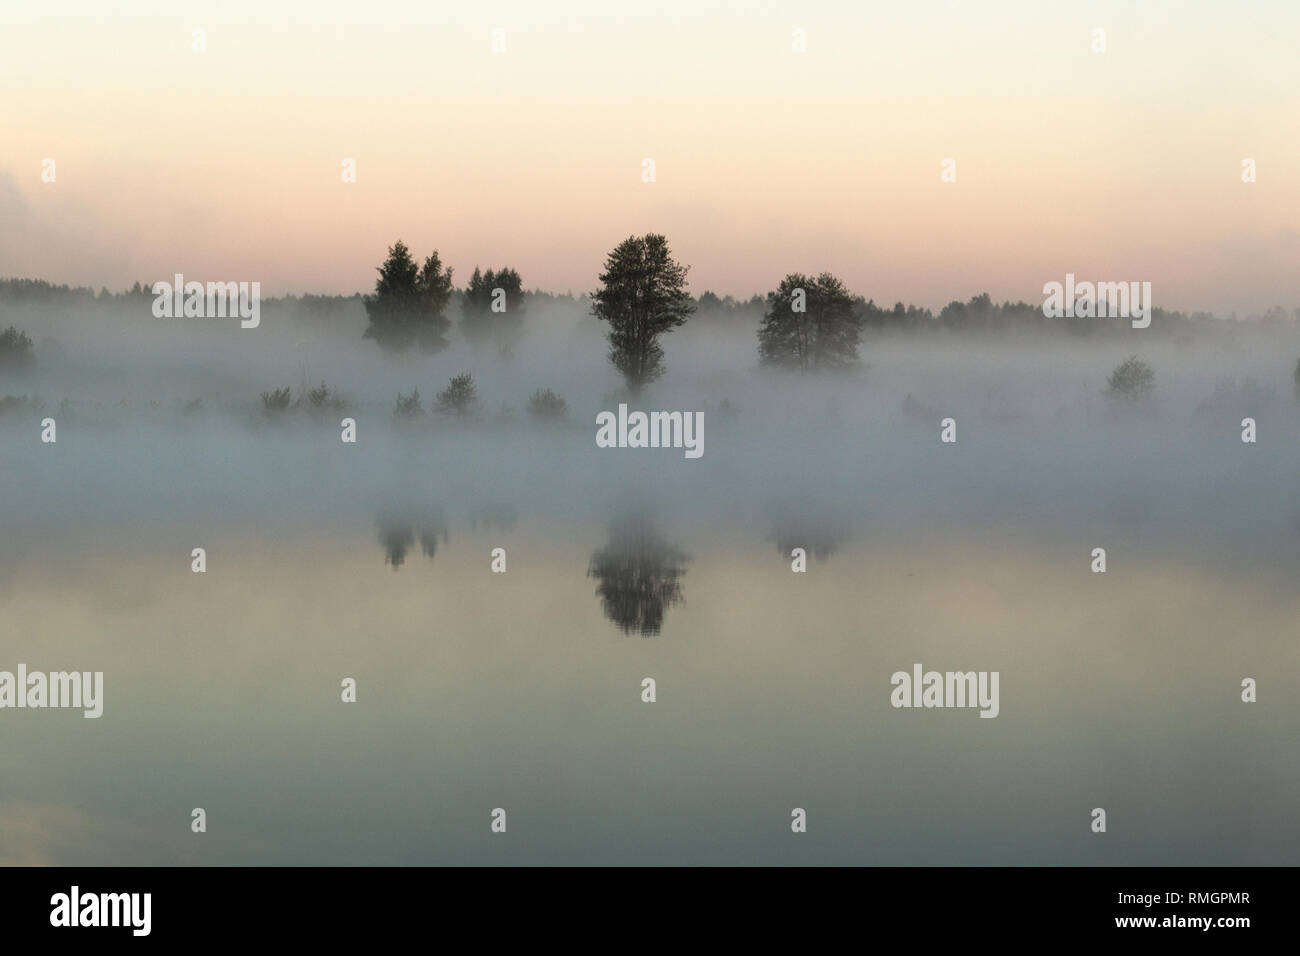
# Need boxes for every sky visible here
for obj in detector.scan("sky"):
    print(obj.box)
[2,0,1298,313]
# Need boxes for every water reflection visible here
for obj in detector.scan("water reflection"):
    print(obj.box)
[465,499,518,532]
[376,507,449,568]
[378,520,415,568]
[588,513,690,636]
[767,505,852,563]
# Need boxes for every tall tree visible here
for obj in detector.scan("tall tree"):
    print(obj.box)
[757,272,863,371]
[363,241,454,353]
[590,234,694,393]
[460,266,525,353]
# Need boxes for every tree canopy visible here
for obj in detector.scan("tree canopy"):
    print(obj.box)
[590,234,694,393]
[363,241,454,353]
[757,272,863,371]
[461,266,525,352]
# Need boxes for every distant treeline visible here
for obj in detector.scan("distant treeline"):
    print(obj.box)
[4,276,1297,338]
[698,288,1300,338]
[0,278,581,312]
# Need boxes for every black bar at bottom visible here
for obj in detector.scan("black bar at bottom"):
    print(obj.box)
[0,866,1280,942]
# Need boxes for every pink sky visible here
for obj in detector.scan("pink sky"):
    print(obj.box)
[2,1,1298,314]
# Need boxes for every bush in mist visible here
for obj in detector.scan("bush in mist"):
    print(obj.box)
[1294,358,1300,397]
[590,234,694,393]
[1196,377,1275,417]
[1106,356,1155,399]
[301,381,348,414]
[715,398,739,419]
[393,388,423,418]
[307,382,331,407]
[902,393,940,424]
[528,388,567,422]
[363,240,454,353]
[758,273,863,372]
[436,373,477,416]
[260,386,293,415]
[0,394,41,416]
[461,267,525,353]
[0,326,34,368]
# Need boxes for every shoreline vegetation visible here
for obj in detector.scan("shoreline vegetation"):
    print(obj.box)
[3,276,1296,337]
[4,234,1300,429]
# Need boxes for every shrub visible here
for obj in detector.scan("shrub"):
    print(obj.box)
[260,386,293,414]
[304,381,348,414]
[1106,356,1155,399]
[0,394,40,416]
[307,381,331,407]
[528,388,567,421]
[436,373,477,416]
[394,388,423,418]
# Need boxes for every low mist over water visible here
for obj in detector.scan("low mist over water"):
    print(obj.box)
[3,284,1300,864]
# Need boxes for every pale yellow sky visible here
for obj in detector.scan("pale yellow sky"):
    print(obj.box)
[2,1,1298,313]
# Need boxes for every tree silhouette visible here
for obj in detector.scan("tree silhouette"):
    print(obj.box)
[0,326,34,369]
[590,234,694,393]
[758,272,863,371]
[461,266,525,354]
[363,241,454,353]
